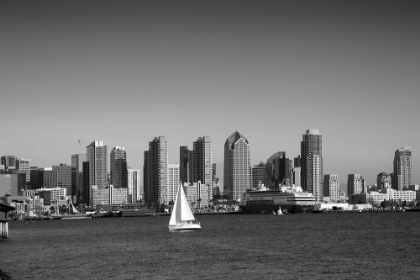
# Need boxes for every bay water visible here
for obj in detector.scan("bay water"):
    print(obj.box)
[1,213,420,280]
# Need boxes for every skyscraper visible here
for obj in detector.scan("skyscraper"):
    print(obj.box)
[1,155,17,172]
[193,136,213,204]
[224,131,251,200]
[301,129,323,201]
[252,162,268,189]
[179,146,193,184]
[323,174,339,202]
[110,146,127,189]
[266,152,292,187]
[167,164,180,204]
[377,172,392,190]
[393,146,412,191]
[86,141,108,189]
[53,164,72,194]
[347,174,365,195]
[16,158,30,182]
[143,136,168,206]
[127,169,141,203]
[71,153,87,203]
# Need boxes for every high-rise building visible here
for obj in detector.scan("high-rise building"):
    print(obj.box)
[293,156,301,187]
[224,131,251,200]
[166,164,180,205]
[143,136,168,206]
[393,146,412,191]
[1,155,17,172]
[212,163,224,198]
[347,174,365,195]
[53,164,72,195]
[16,158,30,182]
[29,166,39,190]
[377,172,392,190]
[110,146,127,189]
[127,169,141,203]
[82,161,90,206]
[301,129,323,201]
[86,141,108,189]
[72,153,87,203]
[193,136,212,203]
[252,162,268,189]
[266,152,292,187]
[38,167,58,188]
[323,174,340,202]
[179,146,193,184]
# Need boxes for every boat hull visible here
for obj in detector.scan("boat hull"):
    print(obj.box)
[240,204,314,214]
[168,224,202,232]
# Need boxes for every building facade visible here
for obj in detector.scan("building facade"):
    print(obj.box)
[127,169,141,203]
[347,174,365,195]
[223,131,251,200]
[143,136,168,206]
[166,164,180,205]
[16,158,30,182]
[393,146,412,191]
[86,141,108,189]
[53,164,72,195]
[301,129,323,201]
[110,146,127,189]
[71,153,87,204]
[323,174,340,202]
[1,155,17,172]
[192,136,212,203]
[179,146,193,184]
[377,172,392,190]
[252,162,268,189]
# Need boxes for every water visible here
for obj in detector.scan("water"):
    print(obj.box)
[1,213,420,280]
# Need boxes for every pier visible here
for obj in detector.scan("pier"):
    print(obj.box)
[315,209,405,214]
[0,202,15,240]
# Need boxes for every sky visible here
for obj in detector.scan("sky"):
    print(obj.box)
[1,0,419,188]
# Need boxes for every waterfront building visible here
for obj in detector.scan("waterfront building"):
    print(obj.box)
[53,164,72,195]
[323,174,340,202]
[377,172,392,190]
[16,158,30,182]
[1,155,17,172]
[166,164,180,205]
[179,146,193,184]
[143,136,168,206]
[252,162,268,189]
[184,181,209,208]
[301,129,323,201]
[127,169,141,203]
[109,185,127,205]
[110,146,127,189]
[71,153,87,204]
[393,146,412,191]
[86,141,108,189]
[408,185,420,200]
[349,188,416,205]
[38,187,67,205]
[223,131,251,200]
[347,174,366,195]
[91,186,109,207]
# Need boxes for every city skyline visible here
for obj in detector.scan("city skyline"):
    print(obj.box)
[1,0,419,187]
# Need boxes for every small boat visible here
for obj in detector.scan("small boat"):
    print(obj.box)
[168,183,202,232]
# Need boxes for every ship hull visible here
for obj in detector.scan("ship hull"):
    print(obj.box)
[240,204,314,214]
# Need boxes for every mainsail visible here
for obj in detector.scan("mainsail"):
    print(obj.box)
[169,183,195,226]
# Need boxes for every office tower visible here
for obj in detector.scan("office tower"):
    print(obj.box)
[212,163,224,198]
[393,146,412,191]
[224,131,251,200]
[166,164,180,204]
[301,129,323,201]
[0,174,22,197]
[252,162,268,188]
[347,174,365,195]
[323,174,340,202]
[72,153,87,203]
[16,158,30,182]
[192,136,213,204]
[53,164,72,195]
[143,136,168,206]
[267,152,292,187]
[110,146,128,189]
[1,155,17,172]
[29,166,39,190]
[377,172,392,190]
[38,167,58,188]
[293,156,301,187]
[127,169,141,203]
[86,141,108,189]
[179,146,193,184]
[82,162,90,206]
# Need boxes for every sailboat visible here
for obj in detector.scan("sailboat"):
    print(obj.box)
[168,183,202,231]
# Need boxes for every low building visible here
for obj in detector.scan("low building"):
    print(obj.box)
[349,187,416,205]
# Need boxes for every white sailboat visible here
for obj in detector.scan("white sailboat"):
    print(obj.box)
[168,183,202,231]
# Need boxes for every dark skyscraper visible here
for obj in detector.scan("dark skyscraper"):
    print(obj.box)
[179,146,193,184]
[301,129,323,201]
[393,146,412,191]
[110,146,127,189]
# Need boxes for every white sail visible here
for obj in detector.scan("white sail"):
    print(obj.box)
[71,204,80,214]
[169,184,195,225]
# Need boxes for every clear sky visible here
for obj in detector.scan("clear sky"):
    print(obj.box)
[1,0,419,188]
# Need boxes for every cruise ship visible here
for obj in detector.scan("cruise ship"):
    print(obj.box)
[239,180,316,214]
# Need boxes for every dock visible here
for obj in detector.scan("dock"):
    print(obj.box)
[315,209,405,214]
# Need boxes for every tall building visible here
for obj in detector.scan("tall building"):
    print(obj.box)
[193,136,213,203]
[393,146,412,191]
[377,172,392,190]
[224,131,251,200]
[86,141,108,189]
[166,164,180,205]
[53,164,72,195]
[127,169,141,203]
[82,161,90,206]
[143,136,168,206]
[16,158,30,182]
[110,146,128,189]
[323,174,340,202]
[212,163,224,198]
[301,129,323,201]
[71,153,87,203]
[252,162,268,189]
[179,146,193,184]
[347,174,365,195]
[293,156,301,187]
[1,155,17,172]
[266,152,292,187]
[38,167,58,188]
